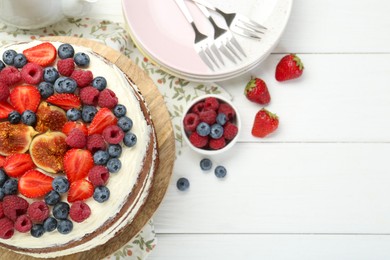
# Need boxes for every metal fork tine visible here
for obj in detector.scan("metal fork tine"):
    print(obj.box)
[198,49,215,71]
[210,44,225,65]
[234,24,264,39]
[225,41,241,61]
[219,45,236,63]
[236,19,266,34]
[204,47,219,68]
[237,15,267,30]
[230,36,246,57]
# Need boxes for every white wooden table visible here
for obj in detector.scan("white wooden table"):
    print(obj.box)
[91,1,390,259]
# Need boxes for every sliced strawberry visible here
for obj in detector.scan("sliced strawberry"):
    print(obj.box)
[64,148,94,183]
[62,121,88,136]
[88,108,118,135]
[3,153,35,178]
[0,101,14,119]
[18,169,54,198]
[23,42,57,67]
[10,85,40,113]
[47,94,81,110]
[0,155,5,167]
[67,179,94,203]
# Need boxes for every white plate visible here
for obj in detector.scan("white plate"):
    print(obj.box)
[122,0,293,81]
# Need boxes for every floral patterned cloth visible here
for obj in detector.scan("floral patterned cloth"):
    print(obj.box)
[0,17,229,259]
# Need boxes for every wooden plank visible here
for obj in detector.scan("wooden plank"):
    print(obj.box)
[220,54,390,142]
[149,234,390,260]
[153,143,390,234]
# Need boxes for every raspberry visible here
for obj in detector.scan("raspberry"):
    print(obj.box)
[57,58,75,77]
[71,69,93,88]
[199,110,217,125]
[0,217,14,239]
[80,86,99,105]
[21,62,43,85]
[14,214,32,233]
[183,113,200,132]
[191,102,205,114]
[0,202,3,218]
[218,103,235,120]
[0,82,10,102]
[88,165,109,186]
[204,97,219,111]
[3,195,29,221]
[223,122,238,140]
[189,132,208,148]
[66,128,87,149]
[69,201,91,223]
[98,89,118,109]
[27,201,49,222]
[209,137,226,150]
[102,125,124,144]
[0,66,21,86]
[87,134,107,154]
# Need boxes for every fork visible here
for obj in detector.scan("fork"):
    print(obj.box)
[174,0,219,70]
[190,0,267,40]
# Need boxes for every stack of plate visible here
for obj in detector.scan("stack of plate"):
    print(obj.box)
[122,0,293,82]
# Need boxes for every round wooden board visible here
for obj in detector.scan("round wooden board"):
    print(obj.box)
[0,37,175,260]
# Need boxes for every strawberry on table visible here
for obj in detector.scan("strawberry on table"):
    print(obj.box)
[18,169,54,198]
[67,179,94,203]
[23,42,57,67]
[10,85,41,113]
[47,93,81,110]
[64,148,94,183]
[251,108,279,138]
[275,54,304,82]
[244,78,271,105]
[88,108,118,135]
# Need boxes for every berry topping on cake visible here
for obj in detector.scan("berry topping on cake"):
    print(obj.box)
[0,82,10,102]
[62,121,88,136]
[92,76,107,91]
[65,128,87,149]
[43,217,57,232]
[71,69,93,88]
[10,85,40,113]
[3,195,29,221]
[52,202,70,220]
[93,186,110,203]
[0,102,14,119]
[69,201,91,223]
[52,176,70,194]
[0,218,14,239]
[123,132,137,147]
[47,93,81,110]
[67,179,94,203]
[74,52,90,67]
[98,89,118,109]
[0,66,21,86]
[18,170,54,198]
[0,122,37,156]
[27,201,49,222]
[23,42,57,67]
[86,134,107,154]
[3,153,35,178]
[79,86,99,105]
[57,58,75,76]
[2,49,17,65]
[58,44,75,59]
[102,125,124,144]
[57,219,73,234]
[21,63,43,85]
[88,107,117,135]
[64,149,94,183]
[15,215,32,233]
[117,116,133,132]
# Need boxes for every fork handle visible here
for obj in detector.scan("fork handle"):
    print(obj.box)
[175,0,194,23]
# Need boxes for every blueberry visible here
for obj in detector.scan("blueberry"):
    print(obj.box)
[44,190,61,206]
[74,52,90,67]
[0,169,7,187]
[52,176,70,193]
[113,104,127,118]
[2,49,17,65]
[123,132,137,147]
[43,217,57,232]
[54,77,77,93]
[210,124,224,139]
[81,105,97,123]
[0,60,5,71]
[21,110,37,126]
[200,158,212,171]
[93,186,110,203]
[196,122,211,137]
[31,224,45,238]
[38,82,54,98]
[0,188,5,201]
[53,202,70,220]
[93,150,110,165]
[43,67,60,83]
[107,144,122,158]
[8,110,21,124]
[176,177,190,191]
[57,219,73,234]
[117,116,133,132]
[3,178,18,195]
[214,166,227,178]
[92,76,107,91]
[216,113,227,126]
[13,53,27,68]
[66,108,81,121]
[58,44,75,59]
[106,158,121,173]
[54,77,67,93]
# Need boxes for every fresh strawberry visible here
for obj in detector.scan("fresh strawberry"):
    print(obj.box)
[275,54,304,82]
[47,93,81,110]
[0,155,6,167]
[10,85,41,113]
[62,121,88,136]
[64,148,94,183]
[244,78,271,105]
[67,179,94,203]
[23,42,57,67]
[251,108,279,138]
[0,82,10,102]
[88,108,118,135]
[3,153,35,178]
[18,169,54,198]
[0,101,14,119]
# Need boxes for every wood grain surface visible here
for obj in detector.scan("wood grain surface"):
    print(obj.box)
[0,36,175,260]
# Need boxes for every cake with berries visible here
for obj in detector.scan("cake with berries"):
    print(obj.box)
[0,41,158,258]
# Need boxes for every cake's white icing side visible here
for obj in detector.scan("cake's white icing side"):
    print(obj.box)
[0,41,155,257]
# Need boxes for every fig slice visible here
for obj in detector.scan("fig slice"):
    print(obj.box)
[0,122,38,156]
[30,131,68,173]
[35,101,67,133]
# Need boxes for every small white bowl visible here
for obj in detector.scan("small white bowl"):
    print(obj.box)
[182,94,241,155]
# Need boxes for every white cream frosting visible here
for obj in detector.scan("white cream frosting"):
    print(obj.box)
[0,41,156,257]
